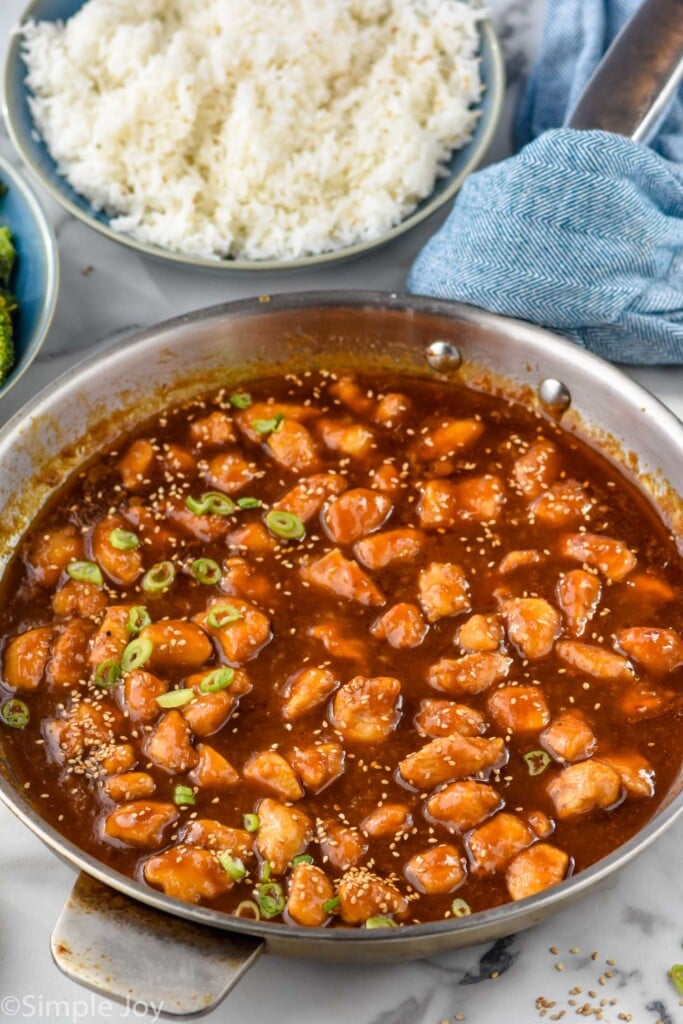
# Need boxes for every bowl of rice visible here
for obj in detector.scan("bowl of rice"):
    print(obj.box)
[3,0,504,271]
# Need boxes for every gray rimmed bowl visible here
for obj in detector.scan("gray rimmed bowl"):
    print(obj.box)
[2,0,504,273]
[0,154,58,400]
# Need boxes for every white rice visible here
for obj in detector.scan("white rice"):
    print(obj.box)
[22,0,484,261]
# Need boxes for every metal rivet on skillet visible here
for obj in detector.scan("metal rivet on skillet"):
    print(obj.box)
[426,340,462,371]
[539,378,571,411]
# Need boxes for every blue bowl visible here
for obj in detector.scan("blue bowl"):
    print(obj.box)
[0,154,58,398]
[3,0,504,272]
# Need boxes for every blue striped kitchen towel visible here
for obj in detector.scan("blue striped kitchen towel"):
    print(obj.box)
[408,0,683,364]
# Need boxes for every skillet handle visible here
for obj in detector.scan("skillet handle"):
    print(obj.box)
[51,872,264,1019]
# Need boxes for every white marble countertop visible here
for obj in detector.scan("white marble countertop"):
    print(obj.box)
[1,2,683,1022]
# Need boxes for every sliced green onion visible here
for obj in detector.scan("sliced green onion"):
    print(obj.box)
[0,698,29,729]
[219,853,247,881]
[229,392,252,410]
[141,561,176,594]
[93,660,122,690]
[207,604,243,629]
[174,785,195,806]
[185,491,235,517]
[524,750,552,776]
[292,854,314,867]
[451,898,472,918]
[257,881,285,919]
[109,528,139,551]
[237,497,261,509]
[251,413,284,435]
[669,964,683,995]
[67,560,103,586]
[126,606,151,635]
[243,813,260,833]
[365,916,397,929]
[199,667,234,694]
[323,896,340,914]
[264,510,305,541]
[156,688,195,709]
[121,637,153,673]
[190,558,222,586]
[259,860,272,882]
[235,900,260,920]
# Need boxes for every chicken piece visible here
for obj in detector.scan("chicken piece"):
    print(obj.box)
[52,580,107,619]
[161,442,196,476]
[145,710,198,773]
[487,686,550,734]
[458,614,503,653]
[555,641,634,682]
[354,528,425,569]
[189,411,236,447]
[410,417,484,464]
[547,760,622,819]
[144,846,232,903]
[560,533,637,582]
[104,801,178,848]
[319,819,367,871]
[323,488,392,544]
[183,669,252,737]
[414,699,486,739]
[506,844,569,900]
[619,683,676,723]
[105,772,156,802]
[206,452,257,493]
[331,675,401,743]
[497,549,545,575]
[530,480,594,528]
[418,475,505,529]
[163,497,231,543]
[419,562,472,625]
[235,401,318,443]
[374,392,412,427]
[139,620,213,673]
[541,712,596,763]
[274,473,347,522]
[361,804,413,837]
[329,376,375,415]
[48,618,94,687]
[243,750,304,802]
[118,439,156,491]
[220,557,273,606]
[123,502,176,561]
[300,549,384,607]
[428,652,511,696]
[195,598,271,664]
[89,605,134,668]
[180,819,254,859]
[92,515,143,585]
[2,626,53,690]
[404,844,466,895]
[599,753,654,799]
[122,670,166,724]
[337,870,408,925]
[615,627,683,674]
[370,603,427,649]
[524,809,555,839]
[426,781,502,833]
[287,863,336,927]
[289,742,345,794]
[369,461,403,496]
[27,525,84,588]
[467,813,534,875]
[44,701,113,764]
[256,799,312,875]
[189,743,240,790]
[266,420,320,474]
[309,620,371,664]
[501,597,561,660]
[622,573,676,606]
[512,439,561,499]
[399,735,506,789]
[101,743,136,775]
[556,569,601,638]
[226,522,277,554]
[316,419,375,458]
[283,666,339,721]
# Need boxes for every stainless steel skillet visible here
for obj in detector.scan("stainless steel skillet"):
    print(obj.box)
[0,292,682,1016]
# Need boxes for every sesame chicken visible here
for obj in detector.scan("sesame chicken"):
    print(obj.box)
[331,675,401,743]
[414,698,486,739]
[547,760,623,819]
[104,801,178,848]
[399,734,506,788]
[541,712,597,764]
[428,652,511,696]
[282,666,339,721]
[467,813,535,875]
[556,569,601,637]
[505,843,569,900]
[319,818,367,871]
[287,863,335,927]
[405,843,466,894]
[426,781,502,833]
[256,799,312,875]
[418,561,471,623]
[243,750,304,802]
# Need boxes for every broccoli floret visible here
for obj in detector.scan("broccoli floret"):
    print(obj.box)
[0,294,15,384]
[0,225,16,286]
